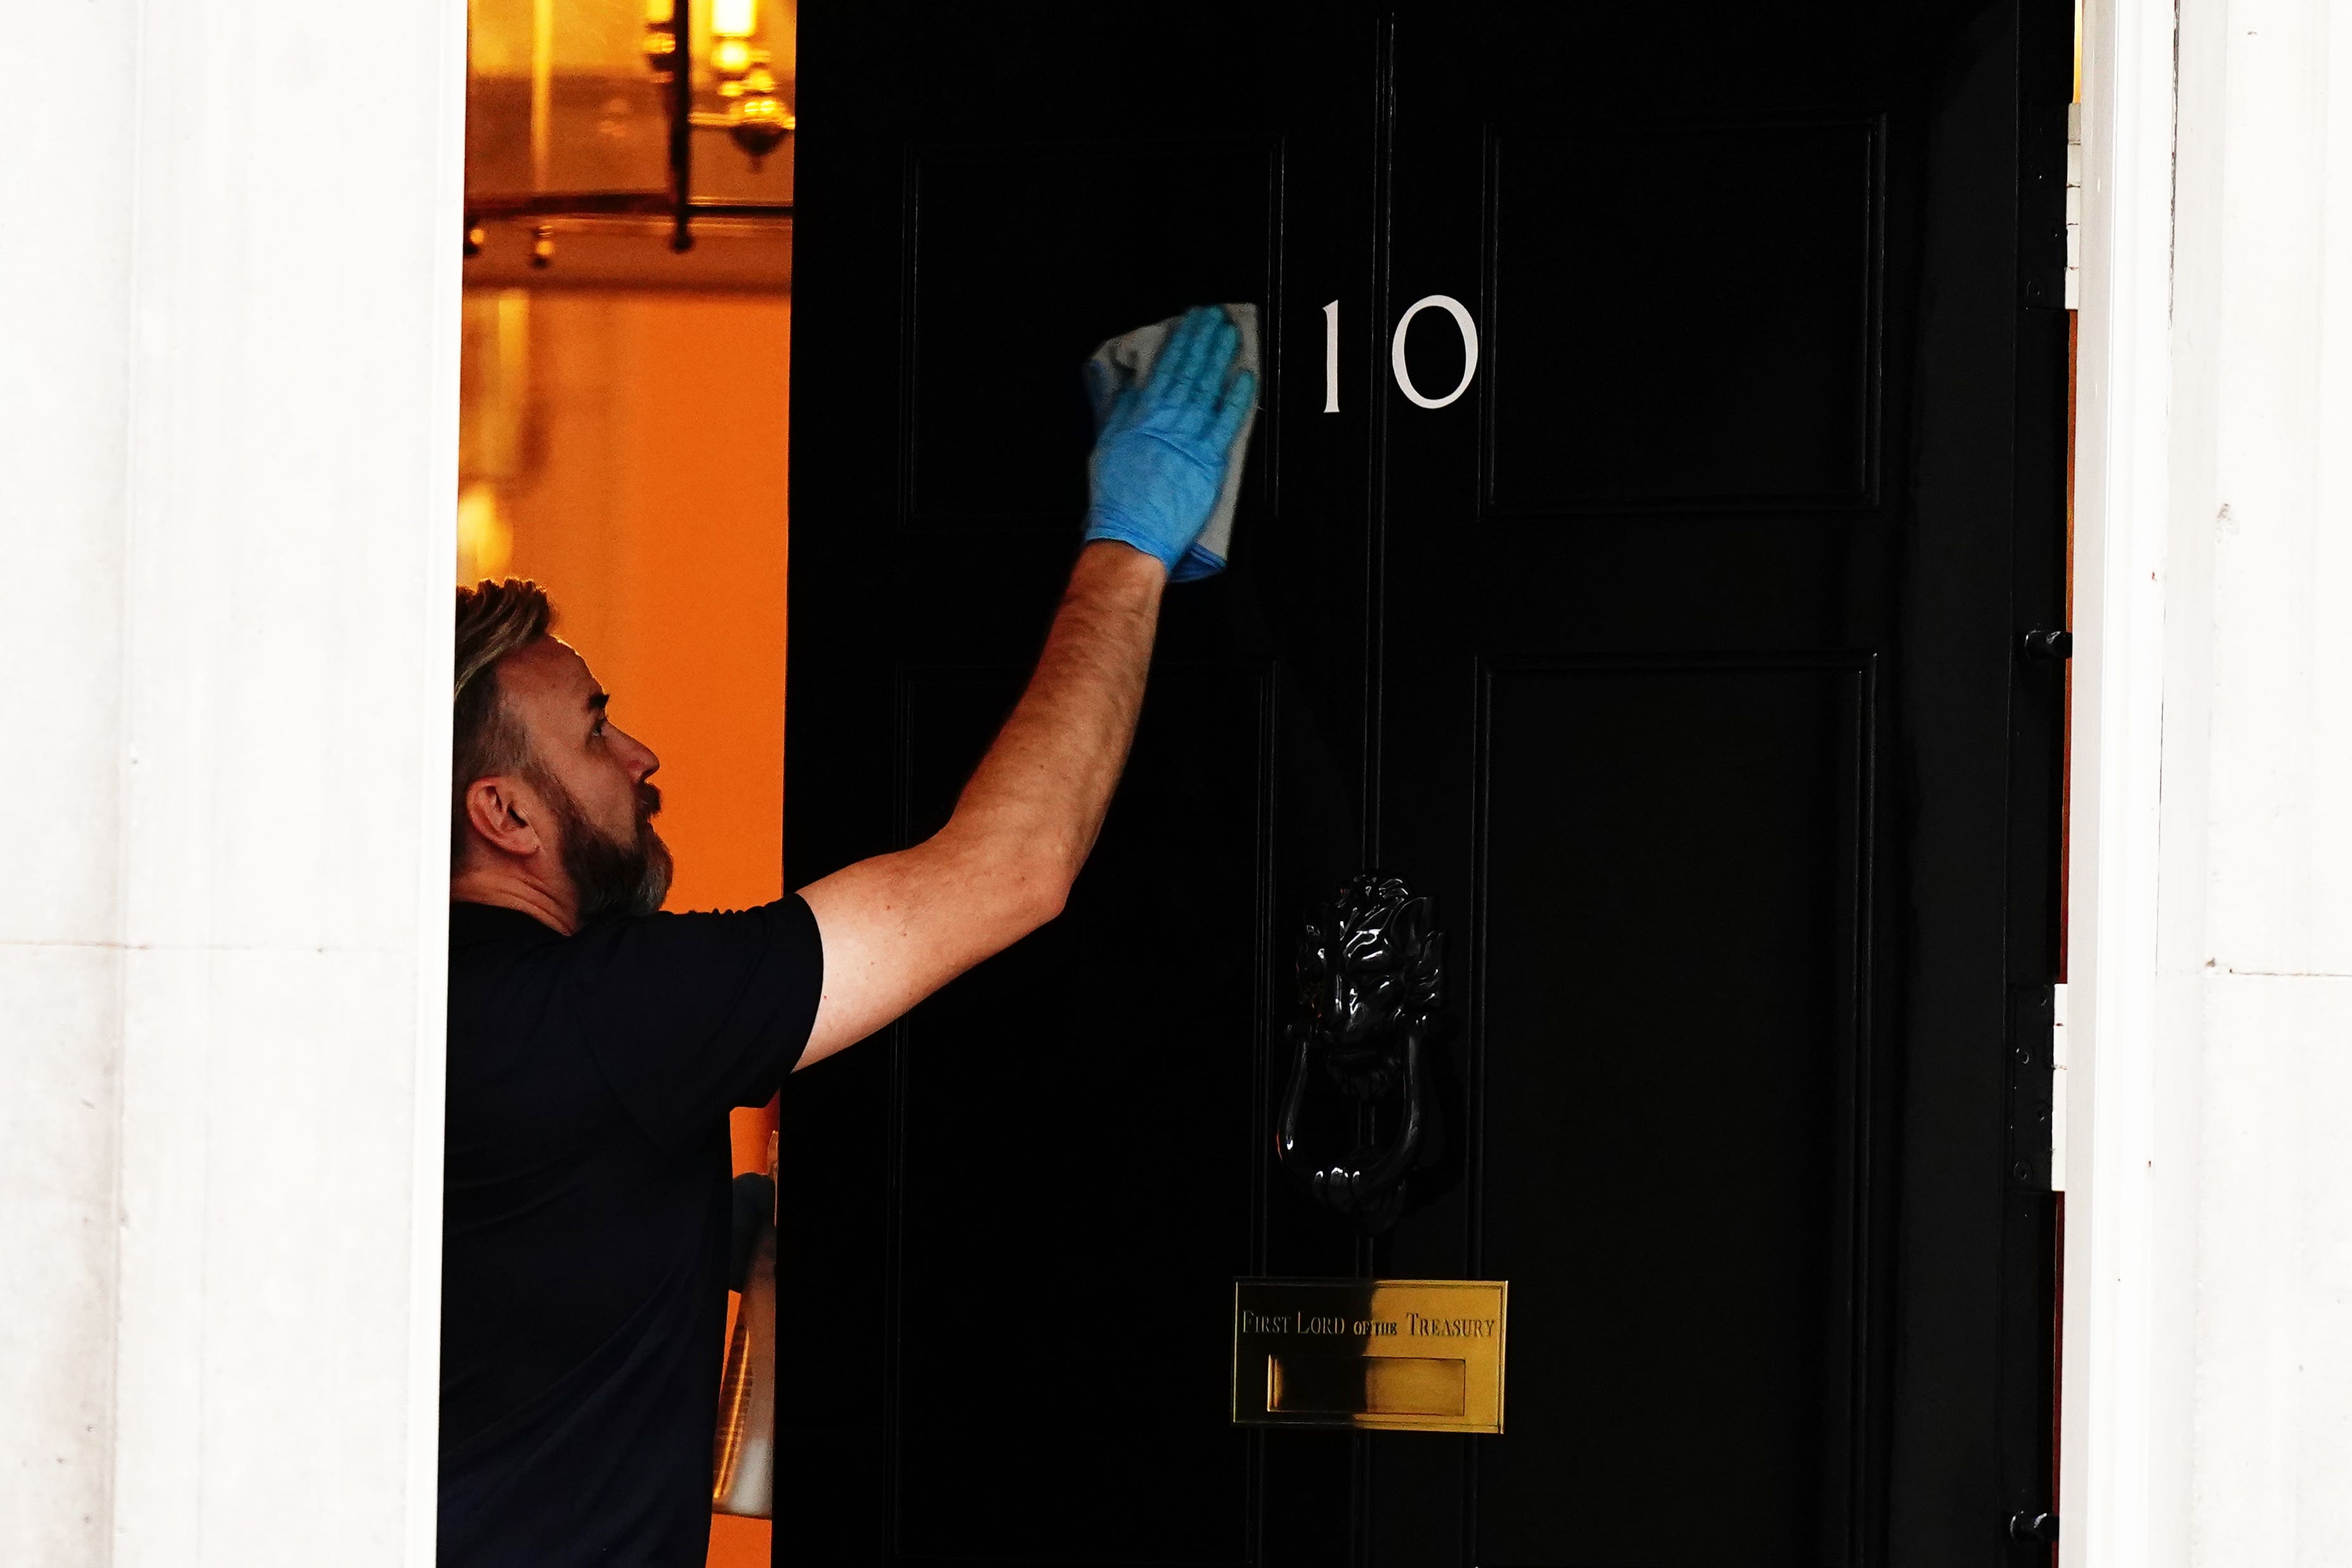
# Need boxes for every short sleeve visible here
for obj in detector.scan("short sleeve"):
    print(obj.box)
[556,895,824,1154]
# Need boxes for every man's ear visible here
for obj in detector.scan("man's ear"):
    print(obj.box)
[464,774,546,859]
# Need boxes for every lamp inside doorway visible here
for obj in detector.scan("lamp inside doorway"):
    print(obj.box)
[465,0,795,261]
[645,0,797,163]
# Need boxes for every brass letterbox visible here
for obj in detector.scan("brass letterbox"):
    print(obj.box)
[1231,1279,1507,1434]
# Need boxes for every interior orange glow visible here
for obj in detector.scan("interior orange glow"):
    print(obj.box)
[458,285,790,1568]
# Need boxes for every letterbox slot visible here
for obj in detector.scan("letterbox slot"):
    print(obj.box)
[1265,1355,1468,1418]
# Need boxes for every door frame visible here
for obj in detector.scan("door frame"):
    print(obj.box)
[13,0,464,1562]
[2058,0,2189,1565]
[135,0,2171,1557]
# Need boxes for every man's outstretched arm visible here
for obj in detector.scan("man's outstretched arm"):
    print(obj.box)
[795,304,1256,1068]
[796,540,1162,1065]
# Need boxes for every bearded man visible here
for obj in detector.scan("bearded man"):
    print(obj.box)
[437,308,1253,1565]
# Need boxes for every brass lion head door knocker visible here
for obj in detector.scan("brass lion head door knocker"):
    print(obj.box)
[1276,873,1446,1234]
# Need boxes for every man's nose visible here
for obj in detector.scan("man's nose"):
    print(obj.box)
[615,727,660,781]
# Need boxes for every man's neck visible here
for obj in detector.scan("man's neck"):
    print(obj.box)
[450,865,578,935]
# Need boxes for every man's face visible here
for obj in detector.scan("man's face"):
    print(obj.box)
[499,637,672,918]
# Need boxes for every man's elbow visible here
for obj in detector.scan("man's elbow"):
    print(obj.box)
[1014,855,1075,932]
[937,823,1077,941]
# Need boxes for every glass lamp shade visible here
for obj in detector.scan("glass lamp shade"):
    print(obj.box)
[465,0,794,216]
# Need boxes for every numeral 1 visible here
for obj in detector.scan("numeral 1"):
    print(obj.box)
[1323,299,1341,414]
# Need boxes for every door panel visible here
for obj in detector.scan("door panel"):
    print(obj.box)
[908,141,1282,526]
[1474,660,1869,1567]
[783,8,1380,1564]
[784,3,2067,1565]
[892,667,1265,1565]
[1487,121,1879,511]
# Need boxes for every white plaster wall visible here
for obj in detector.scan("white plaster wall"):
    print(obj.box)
[2069,0,2352,1564]
[2180,1,2352,1560]
[1,0,141,1555]
[0,1,464,1564]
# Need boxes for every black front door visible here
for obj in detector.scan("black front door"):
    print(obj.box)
[781,4,2068,1565]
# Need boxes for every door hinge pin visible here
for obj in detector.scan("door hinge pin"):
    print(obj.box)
[2022,629,2074,661]
[2008,1510,2060,1544]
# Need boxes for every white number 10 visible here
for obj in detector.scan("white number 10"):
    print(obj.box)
[1322,296,1481,413]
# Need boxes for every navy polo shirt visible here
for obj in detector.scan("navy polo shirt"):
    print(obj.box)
[438,896,822,1566]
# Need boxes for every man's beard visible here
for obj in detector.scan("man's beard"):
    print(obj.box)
[535,768,673,920]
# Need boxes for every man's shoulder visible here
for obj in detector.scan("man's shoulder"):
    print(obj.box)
[450,898,565,948]
[571,895,821,969]
[447,895,821,1033]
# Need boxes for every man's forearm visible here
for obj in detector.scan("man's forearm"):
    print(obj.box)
[941,540,1165,899]
[797,310,1243,1066]
[793,542,1166,1064]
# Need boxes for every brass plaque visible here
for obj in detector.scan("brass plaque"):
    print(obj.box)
[1232,1279,1507,1433]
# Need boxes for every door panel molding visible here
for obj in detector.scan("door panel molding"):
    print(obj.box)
[1481,116,1887,519]
[1465,652,1880,1567]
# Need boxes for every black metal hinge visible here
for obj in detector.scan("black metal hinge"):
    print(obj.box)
[2006,984,2056,1191]
[2019,98,2071,310]
[2009,1510,2060,1544]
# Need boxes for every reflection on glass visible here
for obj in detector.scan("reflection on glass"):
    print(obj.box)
[468,0,670,200]
[456,289,533,582]
[464,0,794,213]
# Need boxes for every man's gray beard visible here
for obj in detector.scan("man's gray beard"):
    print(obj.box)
[533,766,673,920]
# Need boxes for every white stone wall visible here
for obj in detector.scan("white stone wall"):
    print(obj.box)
[1,0,138,1557]
[2069,1,2352,1564]
[2174,1,2352,1560]
[0,3,462,1564]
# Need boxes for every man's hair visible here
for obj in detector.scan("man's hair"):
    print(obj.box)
[452,578,554,865]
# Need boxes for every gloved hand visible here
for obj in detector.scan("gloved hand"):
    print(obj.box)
[1082,304,1258,578]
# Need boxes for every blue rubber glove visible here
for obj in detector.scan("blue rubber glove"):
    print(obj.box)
[1082,305,1258,578]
